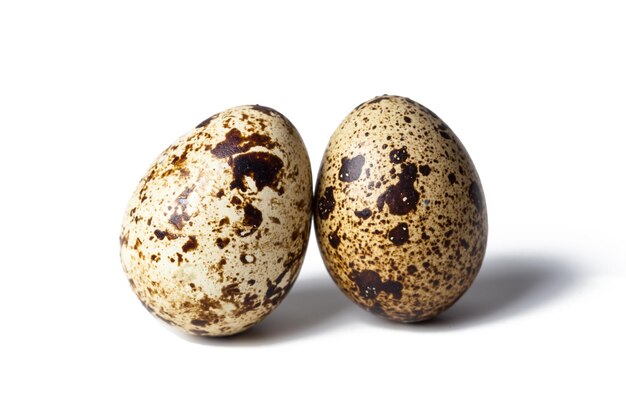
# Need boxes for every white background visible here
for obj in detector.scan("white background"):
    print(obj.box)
[1,1,624,416]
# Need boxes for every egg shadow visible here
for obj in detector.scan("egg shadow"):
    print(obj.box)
[175,252,586,344]
[176,272,352,346]
[363,253,586,331]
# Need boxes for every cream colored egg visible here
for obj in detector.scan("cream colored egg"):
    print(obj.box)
[314,95,488,322]
[120,105,312,336]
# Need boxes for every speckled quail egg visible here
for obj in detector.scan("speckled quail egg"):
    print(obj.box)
[120,105,312,336]
[314,95,487,322]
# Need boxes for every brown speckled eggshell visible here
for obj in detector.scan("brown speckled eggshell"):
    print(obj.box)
[120,105,312,336]
[314,95,487,322]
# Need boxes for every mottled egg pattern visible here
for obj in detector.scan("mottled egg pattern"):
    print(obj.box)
[120,105,312,336]
[314,95,487,322]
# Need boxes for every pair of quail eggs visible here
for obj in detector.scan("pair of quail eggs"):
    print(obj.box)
[120,96,488,336]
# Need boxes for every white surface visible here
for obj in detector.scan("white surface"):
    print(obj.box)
[1,1,624,416]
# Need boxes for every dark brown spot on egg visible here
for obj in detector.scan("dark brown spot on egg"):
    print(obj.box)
[221,283,241,302]
[354,208,373,219]
[154,229,178,240]
[296,199,307,211]
[264,251,303,306]
[328,229,341,248]
[350,270,403,300]
[448,173,457,184]
[404,116,412,123]
[316,186,335,220]
[249,105,297,134]
[216,189,225,198]
[388,223,409,246]
[436,123,452,140]
[469,181,484,211]
[193,295,223,325]
[182,236,198,252]
[237,203,263,236]
[339,155,365,182]
[215,237,230,249]
[418,103,441,120]
[234,293,260,317]
[243,203,262,228]
[211,128,275,159]
[170,143,193,168]
[230,152,284,194]
[169,212,189,230]
[191,319,208,327]
[199,295,222,310]
[389,147,409,164]
[196,113,219,128]
[369,302,391,319]
[168,186,194,230]
[250,105,275,116]
[376,163,420,215]
[418,165,431,176]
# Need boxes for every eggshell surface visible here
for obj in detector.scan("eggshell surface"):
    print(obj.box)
[120,105,312,336]
[314,95,487,322]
